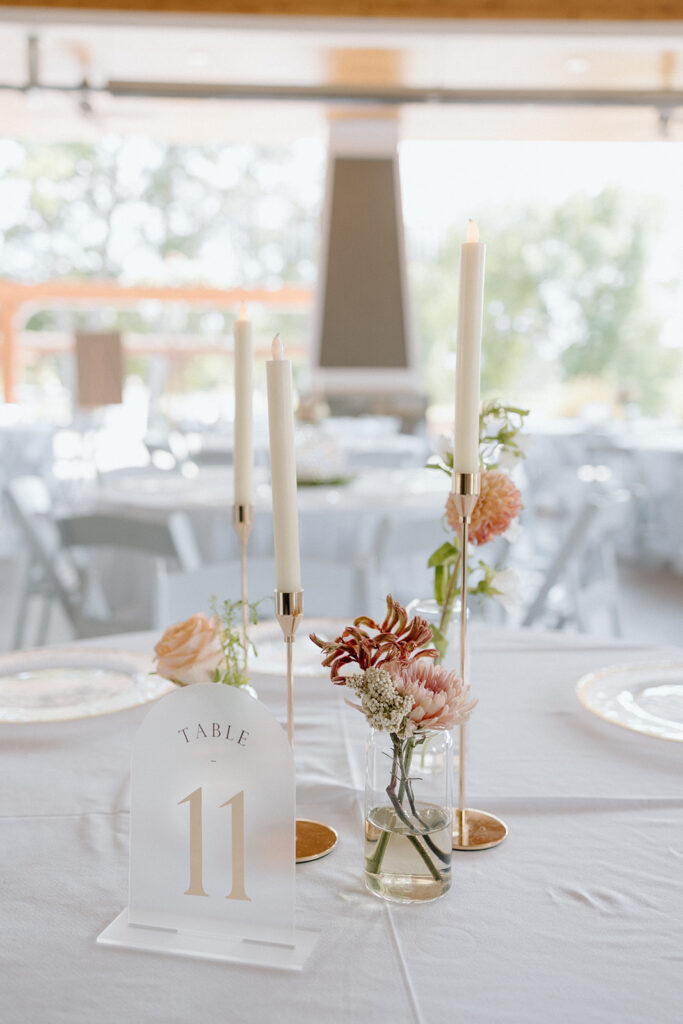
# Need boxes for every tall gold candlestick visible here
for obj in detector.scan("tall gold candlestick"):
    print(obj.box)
[275,589,338,863]
[232,503,254,671]
[275,589,303,748]
[451,471,508,851]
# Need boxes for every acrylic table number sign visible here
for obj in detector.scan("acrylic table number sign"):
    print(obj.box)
[97,683,320,970]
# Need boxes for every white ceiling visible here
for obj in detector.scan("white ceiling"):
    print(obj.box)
[0,14,682,142]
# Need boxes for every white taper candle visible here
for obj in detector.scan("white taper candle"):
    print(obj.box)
[266,335,302,593]
[233,303,253,506]
[454,220,486,474]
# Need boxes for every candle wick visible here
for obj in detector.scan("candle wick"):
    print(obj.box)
[238,302,248,322]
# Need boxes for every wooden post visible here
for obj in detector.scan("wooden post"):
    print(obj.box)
[1,302,16,403]
[0,280,313,404]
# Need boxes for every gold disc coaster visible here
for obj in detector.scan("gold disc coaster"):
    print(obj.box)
[452,808,508,851]
[296,819,339,863]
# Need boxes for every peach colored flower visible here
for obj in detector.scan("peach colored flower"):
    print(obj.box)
[387,659,477,737]
[446,469,522,546]
[154,612,225,686]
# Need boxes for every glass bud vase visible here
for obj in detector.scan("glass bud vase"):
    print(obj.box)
[406,597,462,669]
[407,597,463,778]
[364,728,452,903]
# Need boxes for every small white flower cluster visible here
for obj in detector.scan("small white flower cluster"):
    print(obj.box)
[491,566,522,611]
[347,666,414,735]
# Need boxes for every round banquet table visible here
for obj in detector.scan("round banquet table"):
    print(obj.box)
[2,626,682,1024]
[90,465,447,562]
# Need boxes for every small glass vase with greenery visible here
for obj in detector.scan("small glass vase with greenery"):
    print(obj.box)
[153,597,261,695]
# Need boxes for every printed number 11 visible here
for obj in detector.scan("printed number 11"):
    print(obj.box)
[178,787,250,902]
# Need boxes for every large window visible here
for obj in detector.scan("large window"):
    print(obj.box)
[402,141,683,424]
[1,136,681,425]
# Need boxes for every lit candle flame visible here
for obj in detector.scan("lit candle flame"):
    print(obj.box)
[466,220,479,243]
[271,334,284,360]
[238,302,248,322]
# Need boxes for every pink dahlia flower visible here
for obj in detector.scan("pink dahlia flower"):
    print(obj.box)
[387,659,477,737]
[446,469,522,546]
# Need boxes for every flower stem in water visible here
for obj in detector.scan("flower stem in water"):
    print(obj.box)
[365,734,444,881]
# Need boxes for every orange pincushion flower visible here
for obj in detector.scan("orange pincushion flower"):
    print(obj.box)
[446,469,522,546]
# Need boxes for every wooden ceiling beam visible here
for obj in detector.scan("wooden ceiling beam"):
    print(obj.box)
[1,0,683,22]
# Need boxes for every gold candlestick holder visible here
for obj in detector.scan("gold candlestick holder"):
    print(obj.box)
[451,471,508,852]
[275,589,338,863]
[232,503,254,671]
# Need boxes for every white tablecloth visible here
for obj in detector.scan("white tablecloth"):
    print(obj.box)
[90,465,450,609]
[92,465,447,561]
[2,627,682,1024]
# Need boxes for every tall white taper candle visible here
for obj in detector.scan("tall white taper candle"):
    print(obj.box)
[266,335,302,593]
[454,220,486,474]
[233,303,253,506]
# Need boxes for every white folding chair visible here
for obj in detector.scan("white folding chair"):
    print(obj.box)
[5,476,79,648]
[521,488,628,635]
[155,553,374,629]
[58,511,202,638]
[374,510,450,610]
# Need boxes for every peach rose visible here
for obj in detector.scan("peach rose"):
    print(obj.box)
[154,612,225,686]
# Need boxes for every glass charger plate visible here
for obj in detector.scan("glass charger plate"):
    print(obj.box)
[576,661,683,742]
[0,647,174,724]
[249,618,347,677]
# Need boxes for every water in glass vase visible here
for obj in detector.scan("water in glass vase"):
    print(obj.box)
[365,804,452,903]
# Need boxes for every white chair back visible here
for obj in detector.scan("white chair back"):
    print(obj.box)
[5,476,79,648]
[6,475,53,517]
[521,488,628,634]
[57,512,201,572]
[55,511,203,638]
[374,510,449,608]
[155,555,373,629]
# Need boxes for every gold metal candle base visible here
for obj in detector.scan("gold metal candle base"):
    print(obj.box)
[274,590,338,862]
[452,808,508,851]
[450,468,509,851]
[274,589,303,749]
[296,819,339,863]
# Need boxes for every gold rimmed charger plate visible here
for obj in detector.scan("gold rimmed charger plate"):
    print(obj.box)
[0,647,173,724]
[576,660,683,743]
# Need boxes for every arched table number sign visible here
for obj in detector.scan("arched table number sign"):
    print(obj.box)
[97,683,320,970]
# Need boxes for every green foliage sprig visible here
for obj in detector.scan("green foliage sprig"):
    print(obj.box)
[477,400,530,468]
[427,400,529,477]
[210,596,262,688]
